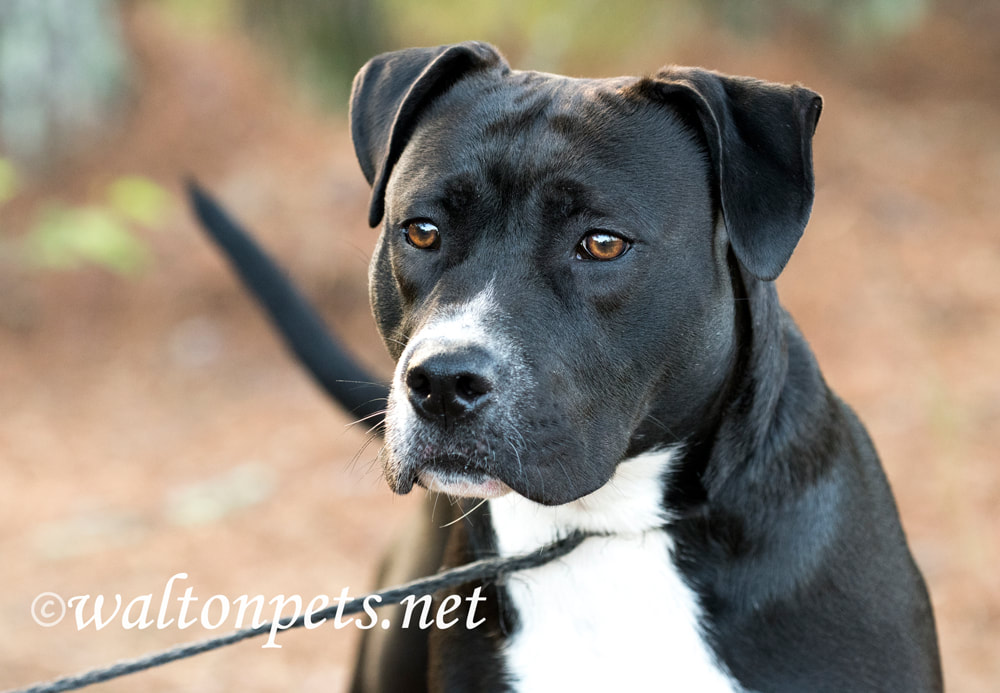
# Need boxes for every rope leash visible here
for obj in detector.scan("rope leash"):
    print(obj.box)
[5,533,587,693]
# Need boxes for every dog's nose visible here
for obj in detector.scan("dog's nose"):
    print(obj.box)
[405,348,494,423]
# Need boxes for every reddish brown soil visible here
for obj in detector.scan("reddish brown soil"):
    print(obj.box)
[1,5,997,691]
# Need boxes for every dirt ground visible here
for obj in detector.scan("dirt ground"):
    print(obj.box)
[1,5,997,691]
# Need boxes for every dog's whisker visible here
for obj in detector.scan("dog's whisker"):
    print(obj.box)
[439,497,489,528]
[348,427,386,474]
[551,453,573,490]
[334,379,390,388]
[345,408,389,429]
[364,418,387,436]
[510,425,528,454]
[430,489,442,523]
[506,439,525,486]
[643,413,679,439]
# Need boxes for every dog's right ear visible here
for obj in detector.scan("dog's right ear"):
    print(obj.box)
[350,42,506,228]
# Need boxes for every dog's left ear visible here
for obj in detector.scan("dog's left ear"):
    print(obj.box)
[350,42,507,227]
[632,68,822,281]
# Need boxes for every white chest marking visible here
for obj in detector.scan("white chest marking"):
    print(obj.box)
[488,450,742,693]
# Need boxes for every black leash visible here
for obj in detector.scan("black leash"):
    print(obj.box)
[6,533,587,693]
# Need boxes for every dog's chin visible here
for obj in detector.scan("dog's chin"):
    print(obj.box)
[416,469,512,499]
[383,452,514,499]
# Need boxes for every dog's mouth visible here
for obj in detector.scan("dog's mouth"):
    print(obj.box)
[386,449,513,499]
[416,467,512,499]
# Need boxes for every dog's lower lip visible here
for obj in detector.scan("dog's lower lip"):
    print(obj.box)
[417,469,512,499]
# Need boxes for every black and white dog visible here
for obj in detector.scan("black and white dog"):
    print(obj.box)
[192,42,941,692]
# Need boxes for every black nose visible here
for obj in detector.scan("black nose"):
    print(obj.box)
[405,347,495,423]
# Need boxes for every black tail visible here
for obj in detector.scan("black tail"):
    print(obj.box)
[187,181,388,429]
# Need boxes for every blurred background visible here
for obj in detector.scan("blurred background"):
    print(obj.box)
[0,0,997,690]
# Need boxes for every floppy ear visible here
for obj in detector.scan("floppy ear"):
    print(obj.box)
[631,68,822,281]
[350,42,507,227]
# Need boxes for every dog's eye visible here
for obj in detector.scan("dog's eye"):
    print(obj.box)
[402,220,441,250]
[576,232,631,261]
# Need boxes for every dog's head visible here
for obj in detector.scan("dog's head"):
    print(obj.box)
[350,42,821,506]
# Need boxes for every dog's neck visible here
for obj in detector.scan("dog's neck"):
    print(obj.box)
[703,270,832,502]
[485,448,746,693]
[487,448,676,554]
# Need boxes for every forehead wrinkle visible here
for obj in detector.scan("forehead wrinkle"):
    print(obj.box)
[538,177,601,221]
[397,76,638,227]
[438,172,480,216]
[481,96,552,139]
[474,118,586,210]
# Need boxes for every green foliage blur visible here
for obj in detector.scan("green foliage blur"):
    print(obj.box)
[23,175,168,275]
[0,157,169,276]
[0,158,18,206]
[25,204,153,275]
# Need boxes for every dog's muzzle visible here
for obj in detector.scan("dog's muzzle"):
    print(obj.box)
[384,337,516,499]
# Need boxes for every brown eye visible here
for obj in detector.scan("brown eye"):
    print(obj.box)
[577,232,630,261]
[403,220,441,250]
